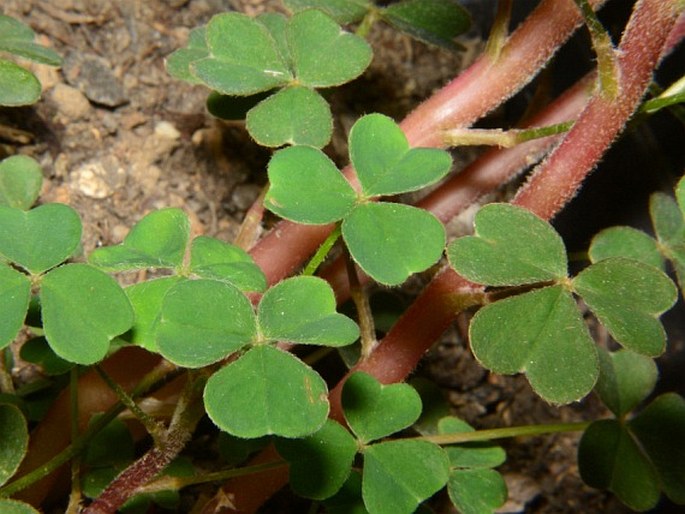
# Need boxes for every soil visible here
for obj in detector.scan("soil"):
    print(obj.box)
[0,1,680,513]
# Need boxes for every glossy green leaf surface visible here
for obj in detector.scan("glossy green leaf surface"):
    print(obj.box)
[447,468,507,514]
[349,114,452,197]
[190,236,266,292]
[288,9,371,88]
[589,226,662,269]
[362,440,449,514]
[275,419,357,500]
[19,336,73,375]
[204,345,329,438]
[0,265,30,350]
[438,417,505,469]
[0,15,61,66]
[342,372,422,444]
[470,285,598,404]
[246,86,332,148]
[594,348,658,418]
[126,276,184,351]
[0,155,43,210]
[88,208,190,272]
[0,59,41,106]
[40,264,134,364]
[156,279,256,367]
[0,403,28,486]
[579,419,660,511]
[343,202,445,286]
[192,13,291,95]
[265,145,356,224]
[0,500,40,514]
[259,276,358,346]
[381,0,471,50]
[448,203,567,286]
[573,258,677,356]
[165,26,208,84]
[0,203,81,274]
[283,0,371,24]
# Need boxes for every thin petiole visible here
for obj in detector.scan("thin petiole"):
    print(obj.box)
[444,121,574,148]
[302,224,342,276]
[419,421,592,445]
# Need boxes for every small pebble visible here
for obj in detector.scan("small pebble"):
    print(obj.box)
[50,84,90,120]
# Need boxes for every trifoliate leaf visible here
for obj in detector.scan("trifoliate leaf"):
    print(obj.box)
[342,371,422,444]
[156,279,256,367]
[448,203,567,286]
[265,145,357,224]
[0,264,30,350]
[470,285,598,404]
[190,236,266,292]
[288,9,372,88]
[362,440,449,514]
[589,226,662,269]
[573,258,677,356]
[275,419,357,500]
[204,345,329,438]
[594,348,658,418]
[246,86,332,148]
[0,203,81,274]
[342,202,445,286]
[191,13,291,95]
[0,155,43,210]
[258,276,359,346]
[165,26,208,84]
[40,264,134,365]
[88,208,190,272]
[349,113,452,197]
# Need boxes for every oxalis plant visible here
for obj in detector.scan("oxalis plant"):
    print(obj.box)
[0,1,684,514]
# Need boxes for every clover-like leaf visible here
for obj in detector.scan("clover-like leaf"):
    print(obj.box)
[275,419,357,500]
[0,403,28,487]
[362,440,449,514]
[283,0,372,24]
[581,391,685,512]
[165,26,208,84]
[447,468,508,514]
[650,191,684,245]
[191,13,291,95]
[89,208,190,272]
[258,276,359,346]
[156,279,256,367]
[0,203,81,274]
[257,13,291,68]
[0,155,43,210]
[246,86,332,148]
[588,226,662,269]
[349,114,452,198]
[19,336,74,376]
[470,285,598,404]
[381,0,471,51]
[573,258,677,356]
[0,500,40,514]
[0,265,31,350]
[594,348,658,418]
[190,236,266,292]
[288,9,372,88]
[204,345,329,438]
[448,203,567,286]
[40,264,134,365]
[0,15,62,66]
[343,202,445,286]
[342,371,422,444]
[265,145,357,224]
[126,276,184,351]
[438,417,506,469]
[0,59,41,106]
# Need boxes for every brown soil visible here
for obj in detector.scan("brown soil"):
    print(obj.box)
[0,1,665,513]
